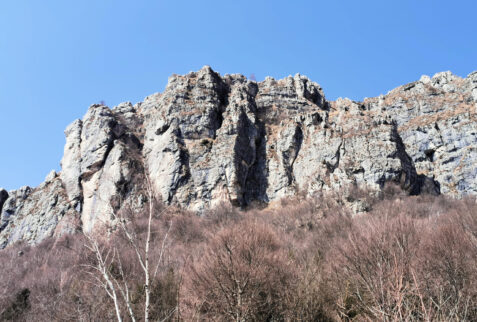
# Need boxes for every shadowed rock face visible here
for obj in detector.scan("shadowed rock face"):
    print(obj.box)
[1,66,476,247]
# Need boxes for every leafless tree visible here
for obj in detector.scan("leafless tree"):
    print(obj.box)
[187,219,294,321]
[83,177,174,322]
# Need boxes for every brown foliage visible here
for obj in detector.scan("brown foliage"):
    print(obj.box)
[1,189,477,321]
[185,220,294,321]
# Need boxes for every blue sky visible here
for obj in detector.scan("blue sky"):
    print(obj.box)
[0,0,476,190]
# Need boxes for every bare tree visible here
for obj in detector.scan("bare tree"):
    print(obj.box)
[187,220,294,321]
[84,236,125,321]
[83,177,174,322]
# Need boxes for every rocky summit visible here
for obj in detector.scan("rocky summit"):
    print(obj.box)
[1,66,476,248]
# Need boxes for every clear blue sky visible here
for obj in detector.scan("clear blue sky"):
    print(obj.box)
[0,0,476,190]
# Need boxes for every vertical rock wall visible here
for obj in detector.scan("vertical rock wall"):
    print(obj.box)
[1,66,476,247]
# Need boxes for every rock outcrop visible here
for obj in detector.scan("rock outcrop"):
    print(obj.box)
[1,66,476,247]
[0,177,78,249]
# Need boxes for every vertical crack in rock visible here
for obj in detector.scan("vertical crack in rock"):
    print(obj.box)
[214,77,229,134]
[214,106,225,134]
[167,126,191,203]
[391,122,418,193]
[391,122,440,195]
[282,124,304,185]
[243,119,268,204]
[0,189,11,235]
[230,107,259,206]
[0,189,8,216]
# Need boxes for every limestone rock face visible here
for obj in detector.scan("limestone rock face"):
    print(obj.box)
[142,68,261,210]
[60,103,145,233]
[0,180,78,249]
[1,66,476,248]
[360,71,477,196]
[60,119,83,203]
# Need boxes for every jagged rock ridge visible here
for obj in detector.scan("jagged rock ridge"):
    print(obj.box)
[1,67,476,248]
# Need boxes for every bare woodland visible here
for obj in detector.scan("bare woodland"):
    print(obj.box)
[1,183,477,321]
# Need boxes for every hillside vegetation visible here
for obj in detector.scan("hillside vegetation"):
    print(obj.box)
[1,185,477,321]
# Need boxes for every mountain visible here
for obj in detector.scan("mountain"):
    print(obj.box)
[1,66,476,248]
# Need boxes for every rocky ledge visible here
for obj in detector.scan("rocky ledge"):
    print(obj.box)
[1,66,476,247]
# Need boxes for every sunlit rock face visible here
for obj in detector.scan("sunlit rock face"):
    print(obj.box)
[1,66,476,247]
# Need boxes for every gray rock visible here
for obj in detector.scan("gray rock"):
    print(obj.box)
[80,105,116,177]
[0,179,78,249]
[1,66,476,247]
[60,119,83,203]
[45,170,57,183]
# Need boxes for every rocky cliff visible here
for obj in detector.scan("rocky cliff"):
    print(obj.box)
[1,66,476,248]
